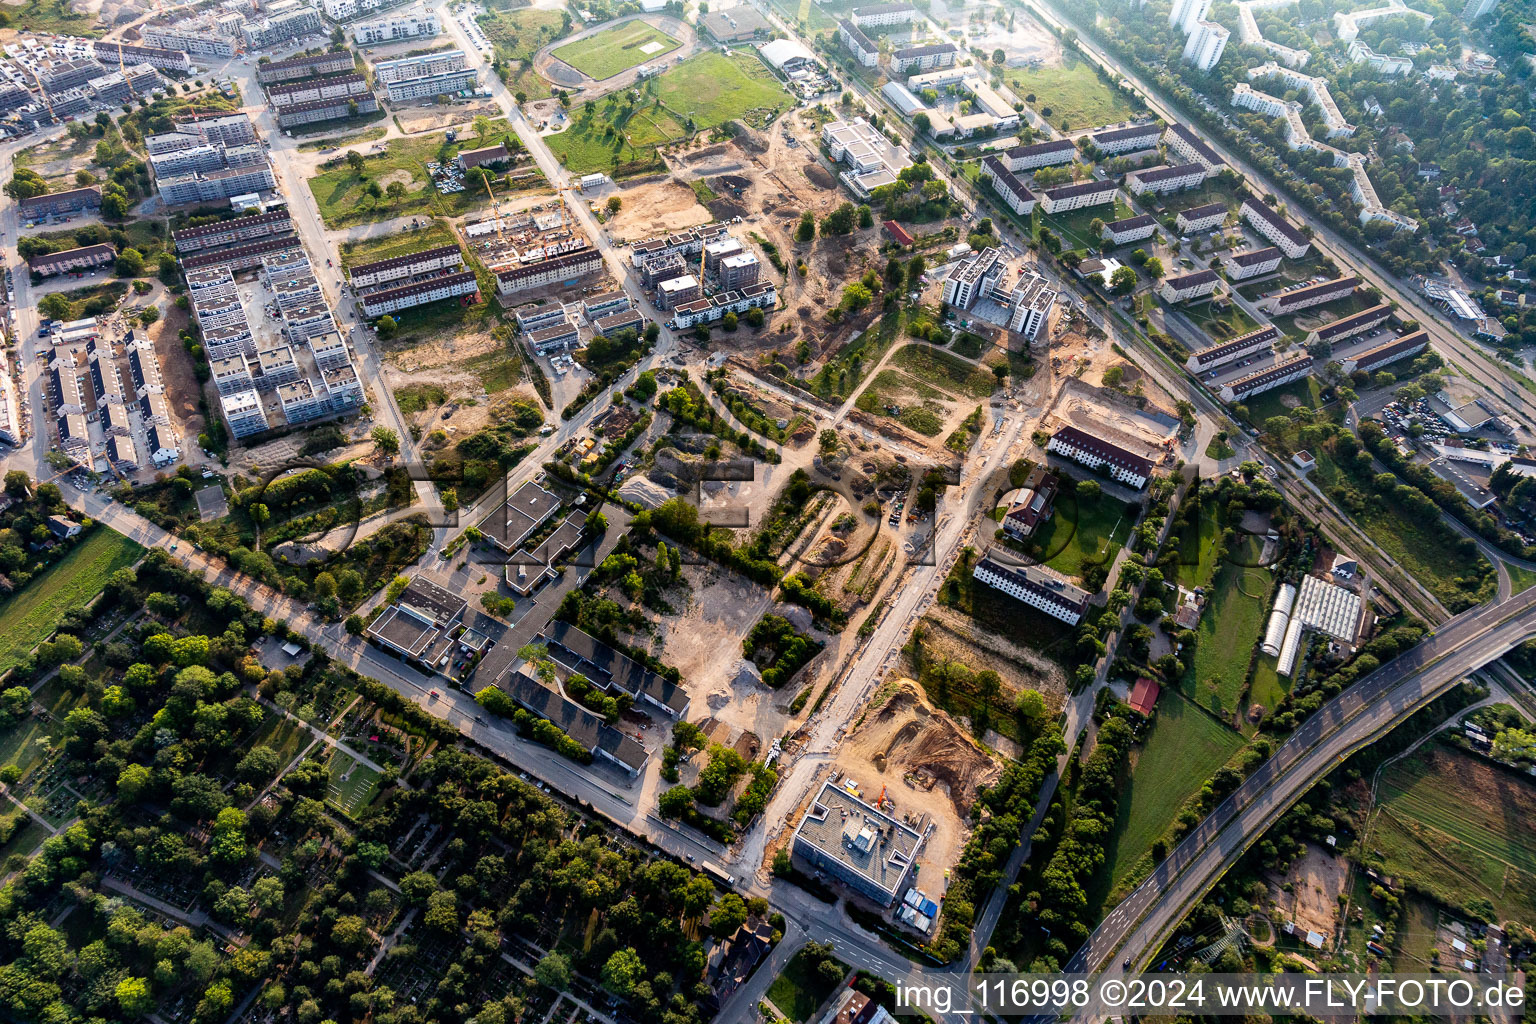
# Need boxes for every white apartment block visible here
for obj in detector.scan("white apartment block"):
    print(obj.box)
[979,156,1037,216]
[668,282,776,329]
[1347,40,1413,75]
[1235,0,1310,67]
[1220,246,1283,279]
[890,42,956,74]
[1241,198,1311,259]
[1004,139,1078,171]
[1183,20,1230,70]
[1102,215,1156,246]
[1258,275,1358,314]
[1247,61,1354,137]
[1159,269,1220,303]
[1127,163,1207,196]
[140,24,237,57]
[839,20,879,67]
[1039,179,1118,214]
[1186,324,1279,372]
[1090,124,1162,154]
[943,247,1005,309]
[1219,355,1313,402]
[1047,425,1153,489]
[348,244,464,289]
[211,355,254,396]
[1344,152,1418,232]
[1176,202,1228,233]
[221,388,269,438]
[1334,0,1434,41]
[1303,304,1392,347]
[359,270,478,315]
[242,7,326,49]
[385,68,477,101]
[972,555,1090,626]
[1006,271,1057,339]
[850,3,916,28]
[354,11,439,43]
[496,249,603,294]
[1163,123,1225,172]
[1170,0,1212,33]
[373,48,468,82]
[1461,0,1498,19]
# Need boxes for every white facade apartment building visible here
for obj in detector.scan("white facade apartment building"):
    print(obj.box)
[1246,61,1355,137]
[278,379,330,424]
[242,7,326,49]
[850,3,916,28]
[1335,0,1434,41]
[1006,271,1057,339]
[1186,323,1279,372]
[385,68,478,101]
[1348,40,1413,74]
[222,388,270,438]
[1183,20,1230,70]
[348,244,463,289]
[1340,329,1428,374]
[1102,214,1156,246]
[211,355,254,396]
[1220,246,1283,280]
[266,73,371,106]
[1303,303,1391,347]
[979,156,1037,216]
[972,555,1090,625]
[1163,123,1226,172]
[1176,202,1228,233]
[890,42,956,74]
[1257,275,1358,314]
[1219,355,1314,402]
[140,24,237,58]
[1241,198,1311,259]
[1047,424,1154,489]
[495,249,604,295]
[256,345,302,390]
[1004,138,1078,172]
[359,271,478,316]
[943,246,1006,309]
[1090,124,1162,154]
[1159,269,1220,303]
[1039,179,1119,214]
[373,48,467,83]
[1170,0,1213,33]
[838,19,879,67]
[1127,163,1208,196]
[668,282,776,329]
[354,11,439,43]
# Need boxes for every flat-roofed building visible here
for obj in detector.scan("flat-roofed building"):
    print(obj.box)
[718,252,761,290]
[181,235,303,274]
[366,574,471,664]
[1219,354,1314,401]
[1090,123,1162,154]
[358,270,478,316]
[92,41,193,73]
[373,48,468,83]
[528,321,579,353]
[656,274,701,310]
[1257,275,1358,314]
[1039,179,1118,214]
[791,780,925,906]
[971,554,1091,625]
[256,345,301,390]
[495,249,603,295]
[1101,214,1156,246]
[702,237,744,272]
[582,291,630,319]
[323,363,364,410]
[1159,268,1220,303]
[1186,324,1279,372]
[477,479,560,552]
[942,246,1005,309]
[594,309,645,337]
[221,388,269,438]
[515,299,567,332]
[1220,246,1283,280]
[383,67,477,101]
[1047,423,1155,488]
[211,354,254,396]
[353,10,440,44]
[309,332,350,370]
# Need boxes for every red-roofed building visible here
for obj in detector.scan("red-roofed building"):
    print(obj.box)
[1129,677,1161,717]
[883,220,914,247]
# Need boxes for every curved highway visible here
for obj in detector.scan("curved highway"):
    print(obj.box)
[1065,582,1536,989]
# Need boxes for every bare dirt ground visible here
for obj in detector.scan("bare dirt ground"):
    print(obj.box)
[146,300,209,460]
[393,101,506,134]
[918,605,1072,711]
[604,179,712,241]
[832,678,1002,880]
[1049,374,1179,455]
[1268,842,1351,939]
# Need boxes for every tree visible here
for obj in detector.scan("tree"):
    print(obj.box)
[4,470,29,496]
[535,952,572,991]
[140,306,160,327]
[913,111,931,134]
[602,948,644,998]
[1109,265,1138,295]
[116,247,144,277]
[236,745,280,783]
[796,210,815,242]
[372,427,400,457]
[857,204,874,229]
[1143,256,1165,278]
[473,114,493,142]
[819,428,839,455]
[606,196,622,215]
[992,47,1006,63]
[375,315,398,339]
[658,784,693,817]
[116,976,154,1017]
[386,181,407,199]
[5,168,49,199]
[39,292,72,321]
[346,150,365,173]
[211,806,248,862]
[711,893,748,938]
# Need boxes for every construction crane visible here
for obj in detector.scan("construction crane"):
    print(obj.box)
[113,44,138,101]
[26,66,55,123]
[478,168,502,241]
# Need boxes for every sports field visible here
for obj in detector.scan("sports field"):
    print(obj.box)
[0,528,143,673]
[1375,745,1536,921]
[553,20,680,80]
[1106,690,1244,887]
[546,52,791,175]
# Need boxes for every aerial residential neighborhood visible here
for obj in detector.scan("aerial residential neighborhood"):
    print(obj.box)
[0,0,1533,1021]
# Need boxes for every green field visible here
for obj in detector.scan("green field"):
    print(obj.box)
[1106,690,1244,886]
[339,221,460,269]
[1176,505,1222,588]
[1181,299,1260,342]
[546,52,792,175]
[804,306,903,402]
[854,368,949,436]
[1238,375,1331,424]
[890,344,996,399]
[0,673,88,775]
[1181,559,1270,718]
[308,120,532,228]
[477,7,572,101]
[1031,492,1134,582]
[1247,654,1289,723]
[326,750,383,816]
[553,20,680,80]
[1375,745,1536,922]
[1507,562,1536,595]
[0,529,143,674]
[765,945,848,1022]
[4,0,104,36]
[250,713,314,767]
[1036,197,1137,253]
[1005,51,1141,132]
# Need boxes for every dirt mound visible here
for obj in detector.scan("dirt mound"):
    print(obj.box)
[845,680,1001,816]
[732,123,769,154]
[803,163,836,190]
[709,197,749,221]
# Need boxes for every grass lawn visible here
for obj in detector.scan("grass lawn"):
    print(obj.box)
[4,0,103,36]
[1204,435,1237,460]
[43,281,129,322]
[1031,492,1134,582]
[0,529,143,674]
[1106,689,1243,887]
[326,751,383,816]
[1035,197,1136,253]
[308,120,528,228]
[1004,51,1142,132]
[1181,558,1270,718]
[890,344,996,399]
[1238,375,1332,424]
[1507,562,1536,595]
[765,945,848,1022]
[1247,654,1289,724]
[1175,505,1221,588]
[940,549,1081,664]
[552,20,680,80]
[854,368,949,436]
[1182,299,1260,342]
[478,7,572,101]
[0,803,49,863]
[250,713,314,767]
[339,221,459,269]
[1311,449,1494,611]
[1376,745,1536,922]
[546,51,792,176]
[803,306,903,402]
